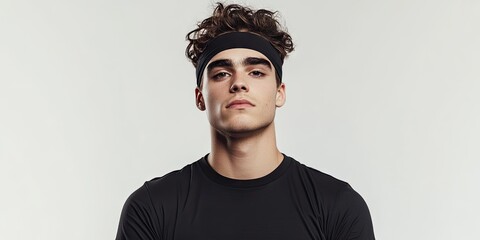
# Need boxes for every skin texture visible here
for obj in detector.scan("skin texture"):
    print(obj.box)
[195,48,286,179]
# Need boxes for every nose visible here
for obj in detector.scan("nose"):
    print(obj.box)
[229,76,249,93]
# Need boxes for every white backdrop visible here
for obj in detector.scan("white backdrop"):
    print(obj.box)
[1,0,479,239]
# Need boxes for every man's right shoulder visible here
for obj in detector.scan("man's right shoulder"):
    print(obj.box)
[128,162,196,204]
[116,162,198,239]
[144,163,194,194]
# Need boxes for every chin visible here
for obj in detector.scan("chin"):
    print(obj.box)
[216,120,273,138]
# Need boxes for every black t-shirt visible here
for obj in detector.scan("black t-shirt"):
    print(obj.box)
[116,154,375,240]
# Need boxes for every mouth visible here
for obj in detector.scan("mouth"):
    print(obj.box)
[226,99,255,109]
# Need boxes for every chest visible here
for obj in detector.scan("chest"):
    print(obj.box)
[170,181,324,240]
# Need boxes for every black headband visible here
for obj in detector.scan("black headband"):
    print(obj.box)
[195,32,283,87]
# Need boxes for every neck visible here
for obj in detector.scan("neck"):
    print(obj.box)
[208,122,283,180]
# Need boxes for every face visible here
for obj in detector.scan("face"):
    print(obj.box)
[195,48,286,137]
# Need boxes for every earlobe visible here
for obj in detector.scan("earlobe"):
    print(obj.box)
[197,102,205,110]
[195,87,206,111]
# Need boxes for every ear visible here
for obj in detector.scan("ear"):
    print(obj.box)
[275,83,286,107]
[195,87,206,111]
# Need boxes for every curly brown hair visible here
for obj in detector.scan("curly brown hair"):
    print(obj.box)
[185,2,294,68]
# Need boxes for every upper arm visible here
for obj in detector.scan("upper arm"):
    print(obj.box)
[327,186,375,240]
[115,184,161,240]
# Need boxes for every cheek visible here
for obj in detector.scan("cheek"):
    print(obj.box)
[204,91,223,114]
[259,90,278,111]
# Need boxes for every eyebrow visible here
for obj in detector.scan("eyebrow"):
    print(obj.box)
[206,57,272,74]
[242,57,272,69]
[207,59,233,73]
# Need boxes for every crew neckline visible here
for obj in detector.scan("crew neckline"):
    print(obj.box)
[198,153,292,189]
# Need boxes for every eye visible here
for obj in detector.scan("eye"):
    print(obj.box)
[212,71,231,80]
[250,70,265,77]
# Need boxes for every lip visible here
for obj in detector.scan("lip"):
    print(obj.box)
[226,99,255,108]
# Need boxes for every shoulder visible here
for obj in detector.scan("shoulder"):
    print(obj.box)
[289,156,352,196]
[289,156,369,207]
[120,160,199,217]
[116,162,198,239]
[287,155,375,239]
[121,162,194,207]
[145,163,194,192]
[130,161,198,208]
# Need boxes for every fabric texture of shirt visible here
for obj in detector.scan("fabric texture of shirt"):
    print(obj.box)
[116,154,375,240]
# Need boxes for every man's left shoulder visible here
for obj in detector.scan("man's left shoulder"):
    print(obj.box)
[288,156,354,194]
[287,155,376,239]
[287,155,371,210]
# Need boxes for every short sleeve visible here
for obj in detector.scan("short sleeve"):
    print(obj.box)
[115,183,161,240]
[327,185,375,240]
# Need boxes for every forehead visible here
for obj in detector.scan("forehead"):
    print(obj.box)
[208,48,271,64]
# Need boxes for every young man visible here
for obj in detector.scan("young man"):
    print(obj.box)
[116,3,375,240]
